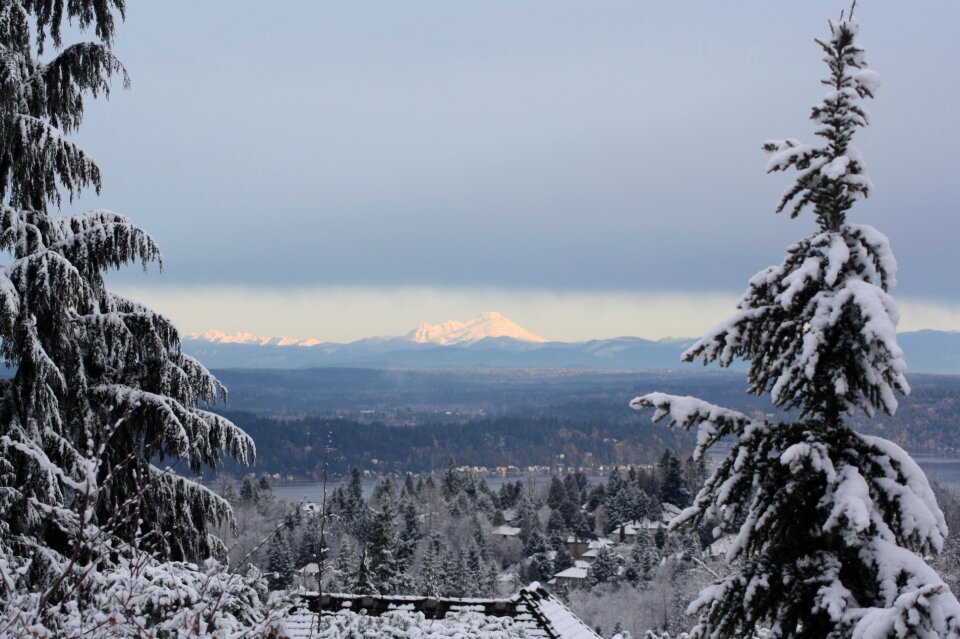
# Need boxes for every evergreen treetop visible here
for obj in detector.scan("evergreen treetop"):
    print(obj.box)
[682,12,905,423]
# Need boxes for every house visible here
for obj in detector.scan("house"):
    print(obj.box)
[565,536,589,559]
[565,536,612,560]
[294,562,320,590]
[287,583,601,639]
[493,525,522,539]
[552,564,590,588]
[301,502,323,515]
[705,535,735,558]
[609,504,685,542]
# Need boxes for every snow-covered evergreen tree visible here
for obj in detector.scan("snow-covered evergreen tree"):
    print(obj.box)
[331,537,358,592]
[658,450,691,509]
[590,546,620,586]
[267,530,295,591]
[0,0,258,632]
[366,499,408,594]
[417,531,445,597]
[632,9,960,638]
[625,531,657,586]
[297,514,324,568]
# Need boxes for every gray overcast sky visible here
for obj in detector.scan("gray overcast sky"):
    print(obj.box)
[64,2,960,341]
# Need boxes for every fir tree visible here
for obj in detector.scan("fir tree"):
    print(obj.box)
[633,8,960,638]
[589,545,620,586]
[587,483,606,511]
[524,530,548,556]
[473,525,488,560]
[365,499,409,594]
[551,535,574,572]
[398,499,421,564]
[240,476,258,504]
[297,515,324,569]
[331,538,358,592]
[257,474,273,498]
[548,476,567,510]
[441,547,467,597]
[417,532,444,597]
[344,467,370,541]
[465,545,483,596]
[547,510,567,534]
[0,0,253,605]
[351,547,373,595]
[484,561,499,596]
[266,531,294,591]
[658,449,691,508]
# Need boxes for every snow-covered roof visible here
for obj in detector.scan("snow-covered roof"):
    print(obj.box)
[662,503,682,518]
[493,525,522,537]
[706,535,735,558]
[554,566,589,580]
[533,587,604,639]
[298,562,320,575]
[287,583,600,639]
[612,511,676,534]
[587,538,613,549]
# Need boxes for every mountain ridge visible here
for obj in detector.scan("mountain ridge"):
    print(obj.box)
[182,323,959,375]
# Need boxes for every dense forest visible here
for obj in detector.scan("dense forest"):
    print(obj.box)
[210,371,960,478]
[216,412,693,477]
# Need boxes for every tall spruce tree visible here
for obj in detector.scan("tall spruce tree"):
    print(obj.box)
[0,0,253,602]
[267,530,294,591]
[659,449,691,509]
[632,8,960,638]
[365,499,405,594]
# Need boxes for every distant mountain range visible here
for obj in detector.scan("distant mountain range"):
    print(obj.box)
[183,313,960,375]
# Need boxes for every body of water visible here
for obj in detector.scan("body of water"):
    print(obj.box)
[263,455,960,504]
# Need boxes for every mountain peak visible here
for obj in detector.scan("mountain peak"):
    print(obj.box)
[410,312,546,345]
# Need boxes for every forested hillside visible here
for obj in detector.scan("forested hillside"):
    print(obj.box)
[207,370,960,477]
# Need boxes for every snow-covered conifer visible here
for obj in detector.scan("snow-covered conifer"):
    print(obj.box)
[0,0,256,627]
[589,546,621,586]
[632,8,960,638]
[659,450,691,509]
[366,499,407,594]
[267,530,295,591]
[297,514,324,568]
[351,547,374,595]
[417,531,445,597]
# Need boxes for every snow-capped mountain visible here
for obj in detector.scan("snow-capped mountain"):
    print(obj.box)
[409,311,546,345]
[187,330,324,348]
[188,312,546,349]
[181,323,960,375]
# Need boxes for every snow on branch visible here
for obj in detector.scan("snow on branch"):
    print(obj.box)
[630,393,755,462]
[683,224,908,420]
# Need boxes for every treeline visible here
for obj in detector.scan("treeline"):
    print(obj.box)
[217,411,696,477]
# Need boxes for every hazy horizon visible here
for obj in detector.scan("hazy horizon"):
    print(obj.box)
[124,284,957,344]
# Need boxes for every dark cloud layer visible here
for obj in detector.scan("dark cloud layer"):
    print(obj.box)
[72,1,959,303]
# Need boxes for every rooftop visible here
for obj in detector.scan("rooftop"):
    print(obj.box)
[286,583,600,639]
